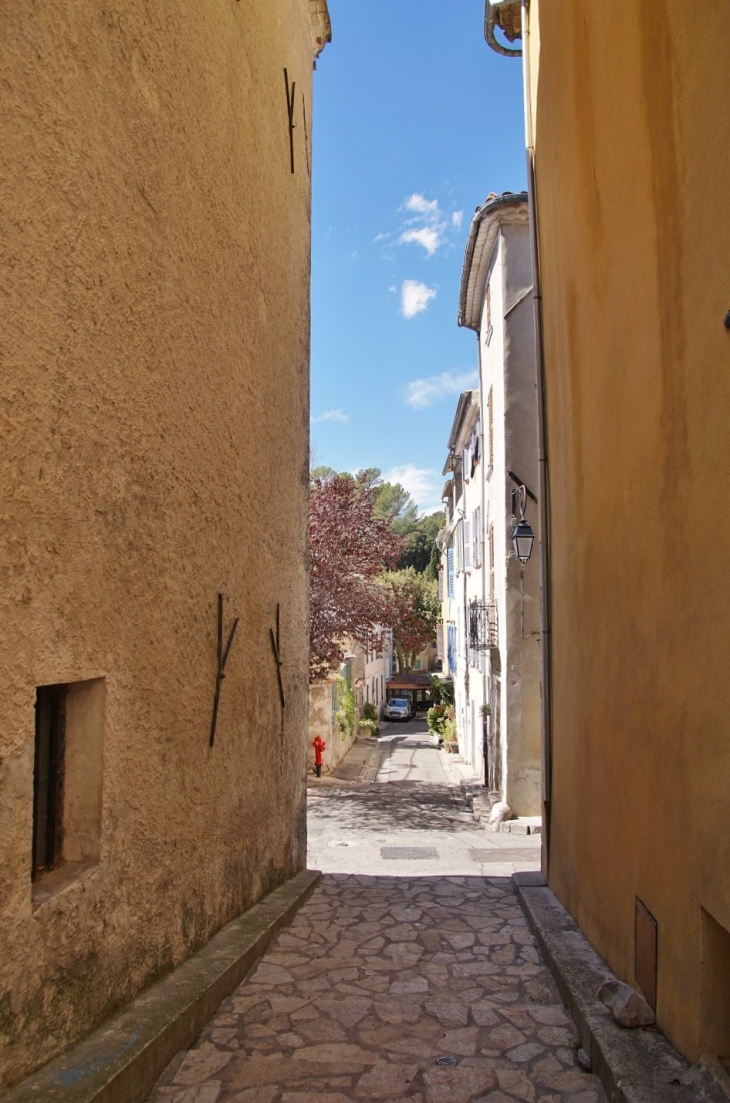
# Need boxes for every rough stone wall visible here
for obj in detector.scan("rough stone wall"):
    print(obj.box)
[528,0,730,1062]
[0,0,320,1088]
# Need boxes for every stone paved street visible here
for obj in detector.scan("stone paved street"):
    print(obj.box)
[307,724,542,877]
[147,729,606,1103]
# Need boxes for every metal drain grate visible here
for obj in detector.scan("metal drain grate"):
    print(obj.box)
[381,846,439,860]
[469,848,541,863]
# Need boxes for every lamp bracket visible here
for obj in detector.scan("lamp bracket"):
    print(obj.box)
[507,470,537,503]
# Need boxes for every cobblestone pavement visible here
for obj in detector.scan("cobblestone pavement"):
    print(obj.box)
[147,729,606,1103]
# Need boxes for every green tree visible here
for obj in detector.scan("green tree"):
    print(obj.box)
[398,529,433,573]
[381,568,440,673]
[396,511,445,575]
[364,471,419,530]
[310,464,337,481]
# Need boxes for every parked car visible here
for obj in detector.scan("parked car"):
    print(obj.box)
[384,697,411,721]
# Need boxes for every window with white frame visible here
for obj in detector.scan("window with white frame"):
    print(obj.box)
[463,519,471,571]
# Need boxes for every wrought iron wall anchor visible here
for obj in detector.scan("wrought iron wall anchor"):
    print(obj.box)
[284,69,296,174]
[209,593,239,748]
[269,603,286,712]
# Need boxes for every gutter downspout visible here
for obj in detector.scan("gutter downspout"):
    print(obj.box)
[477,334,490,790]
[521,0,553,876]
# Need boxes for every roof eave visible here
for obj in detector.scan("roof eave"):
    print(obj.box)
[307,0,332,60]
[457,192,529,331]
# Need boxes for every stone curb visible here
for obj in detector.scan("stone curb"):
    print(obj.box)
[512,872,728,1103]
[359,736,384,783]
[1,869,322,1103]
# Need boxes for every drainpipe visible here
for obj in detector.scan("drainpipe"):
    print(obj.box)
[521,0,553,872]
[477,334,489,790]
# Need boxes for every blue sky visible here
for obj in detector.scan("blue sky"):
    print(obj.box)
[310,1,526,514]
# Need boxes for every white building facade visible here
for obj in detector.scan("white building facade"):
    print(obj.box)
[440,191,541,817]
[357,629,394,718]
[439,392,487,774]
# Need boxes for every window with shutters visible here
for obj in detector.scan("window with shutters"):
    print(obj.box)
[463,519,471,571]
[447,623,457,675]
[489,524,495,601]
[471,421,480,474]
[472,507,481,567]
[447,546,455,598]
[487,387,494,477]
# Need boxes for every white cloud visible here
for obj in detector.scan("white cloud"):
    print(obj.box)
[381,464,443,516]
[391,193,464,258]
[404,368,478,409]
[374,193,462,263]
[400,280,437,319]
[404,193,439,216]
[311,408,350,424]
[398,226,442,256]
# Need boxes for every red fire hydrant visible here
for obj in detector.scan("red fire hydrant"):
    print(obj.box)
[313,735,326,777]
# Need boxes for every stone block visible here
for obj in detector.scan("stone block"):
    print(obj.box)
[596,979,655,1028]
[486,802,512,832]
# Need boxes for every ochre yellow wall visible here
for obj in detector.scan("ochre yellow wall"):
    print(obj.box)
[0,0,319,1088]
[527,0,730,1061]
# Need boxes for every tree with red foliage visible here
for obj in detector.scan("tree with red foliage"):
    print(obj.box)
[309,473,401,680]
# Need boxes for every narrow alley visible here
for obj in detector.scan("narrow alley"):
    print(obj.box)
[146,728,606,1103]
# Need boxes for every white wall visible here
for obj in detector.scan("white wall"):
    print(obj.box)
[480,220,541,814]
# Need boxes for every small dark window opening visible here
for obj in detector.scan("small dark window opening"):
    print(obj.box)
[32,684,67,880]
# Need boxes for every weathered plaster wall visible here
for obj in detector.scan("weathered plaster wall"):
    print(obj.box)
[528,0,730,1061]
[501,223,541,816]
[307,680,352,774]
[0,0,321,1088]
[478,218,540,816]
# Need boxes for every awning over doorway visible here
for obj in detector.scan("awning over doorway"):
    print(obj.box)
[386,673,433,692]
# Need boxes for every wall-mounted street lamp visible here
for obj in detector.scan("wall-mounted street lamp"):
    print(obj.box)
[511,484,535,566]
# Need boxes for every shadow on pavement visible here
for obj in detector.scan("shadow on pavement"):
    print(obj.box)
[308,781,474,834]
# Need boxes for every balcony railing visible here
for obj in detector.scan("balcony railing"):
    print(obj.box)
[469,599,498,652]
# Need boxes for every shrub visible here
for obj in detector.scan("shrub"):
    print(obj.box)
[362,701,378,722]
[358,717,379,735]
[430,675,454,707]
[335,676,356,735]
[426,706,447,736]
